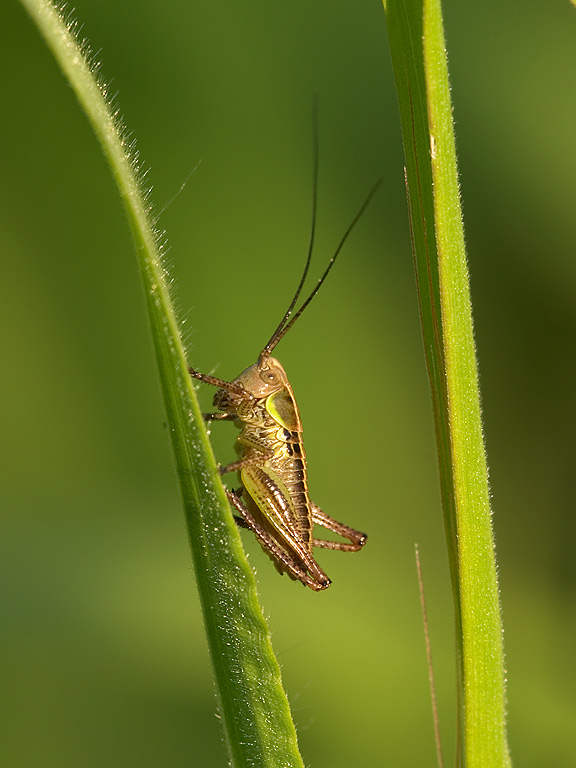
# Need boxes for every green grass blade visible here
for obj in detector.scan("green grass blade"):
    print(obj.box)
[383,0,512,765]
[19,1,305,766]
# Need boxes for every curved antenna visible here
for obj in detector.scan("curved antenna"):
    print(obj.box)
[260,98,320,361]
[261,176,382,358]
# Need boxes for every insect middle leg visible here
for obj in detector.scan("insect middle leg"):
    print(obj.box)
[311,503,367,551]
[217,430,276,476]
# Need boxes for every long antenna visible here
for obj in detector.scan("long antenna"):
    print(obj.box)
[260,176,382,359]
[260,97,320,360]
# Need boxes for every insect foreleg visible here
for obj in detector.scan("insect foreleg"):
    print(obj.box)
[188,367,248,398]
[226,490,330,591]
[311,503,367,551]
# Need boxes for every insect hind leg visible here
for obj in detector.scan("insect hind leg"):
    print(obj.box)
[311,503,367,551]
[228,488,249,529]
[226,490,331,591]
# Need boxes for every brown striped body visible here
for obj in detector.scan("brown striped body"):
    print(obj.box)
[195,355,366,590]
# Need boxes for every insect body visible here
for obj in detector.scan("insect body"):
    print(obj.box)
[190,353,366,590]
[190,181,378,590]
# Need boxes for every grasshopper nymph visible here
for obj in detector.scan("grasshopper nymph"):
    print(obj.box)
[189,179,378,591]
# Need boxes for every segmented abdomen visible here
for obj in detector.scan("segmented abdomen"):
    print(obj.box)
[268,428,313,551]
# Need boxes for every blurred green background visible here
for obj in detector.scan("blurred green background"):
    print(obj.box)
[1,1,575,765]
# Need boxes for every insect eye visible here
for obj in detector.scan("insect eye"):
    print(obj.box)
[261,370,278,384]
